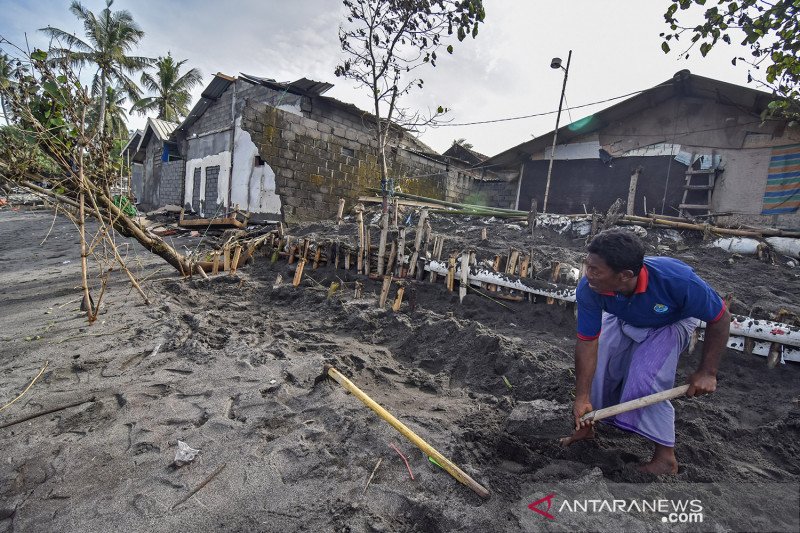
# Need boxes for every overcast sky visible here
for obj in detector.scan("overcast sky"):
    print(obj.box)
[0,0,761,156]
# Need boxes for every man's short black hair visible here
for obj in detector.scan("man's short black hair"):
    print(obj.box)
[587,229,645,273]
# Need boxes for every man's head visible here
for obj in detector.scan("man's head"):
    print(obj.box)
[584,229,645,294]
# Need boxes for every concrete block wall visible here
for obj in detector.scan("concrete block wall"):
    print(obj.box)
[160,160,185,206]
[241,98,510,222]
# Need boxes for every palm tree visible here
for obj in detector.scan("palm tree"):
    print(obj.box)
[89,85,128,139]
[130,52,202,122]
[40,0,152,136]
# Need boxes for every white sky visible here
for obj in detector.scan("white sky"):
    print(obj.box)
[0,0,762,156]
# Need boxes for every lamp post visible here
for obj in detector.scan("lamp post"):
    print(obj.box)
[542,50,571,214]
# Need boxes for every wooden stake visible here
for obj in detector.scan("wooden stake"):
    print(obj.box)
[288,244,297,265]
[231,246,242,275]
[293,258,306,287]
[212,253,220,275]
[396,227,406,277]
[488,255,501,292]
[422,219,432,257]
[408,250,419,278]
[392,284,405,312]
[313,247,322,270]
[377,213,388,276]
[519,255,530,278]
[302,239,310,260]
[365,227,372,276]
[767,342,782,368]
[481,227,488,241]
[506,249,519,275]
[413,208,428,253]
[334,241,340,269]
[386,241,397,275]
[459,252,470,303]
[356,204,364,274]
[354,281,363,299]
[547,262,561,304]
[429,236,444,282]
[528,198,538,234]
[223,245,231,272]
[336,197,346,225]
[379,275,392,308]
[345,251,351,271]
[447,254,456,292]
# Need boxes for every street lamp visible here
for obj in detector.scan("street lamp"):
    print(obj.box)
[542,50,571,214]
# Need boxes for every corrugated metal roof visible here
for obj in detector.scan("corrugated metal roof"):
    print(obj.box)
[201,72,236,100]
[148,118,179,142]
[239,73,333,96]
[135,118,179,154]
[178,72,236,132]
[483,70,778,168]
[121,129,143,157]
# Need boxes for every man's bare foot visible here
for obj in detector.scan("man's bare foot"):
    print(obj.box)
[637,457,678,475]
[559,425,595,447]
[637,443,678,474]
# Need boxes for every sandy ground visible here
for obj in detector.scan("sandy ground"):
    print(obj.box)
[0,208,798,532]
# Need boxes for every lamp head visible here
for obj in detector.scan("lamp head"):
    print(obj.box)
[550,57,563,70]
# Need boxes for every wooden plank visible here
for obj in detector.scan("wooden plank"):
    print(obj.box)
[178,217,245,229]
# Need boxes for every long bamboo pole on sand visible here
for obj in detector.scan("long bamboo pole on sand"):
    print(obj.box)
[325,365,490,499]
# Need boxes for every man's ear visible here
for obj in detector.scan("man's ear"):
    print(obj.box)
[619,269,636,281]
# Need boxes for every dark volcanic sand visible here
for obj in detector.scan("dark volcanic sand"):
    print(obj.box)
[0,209,798,532]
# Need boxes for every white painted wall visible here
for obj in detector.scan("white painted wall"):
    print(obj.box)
[231,117,282,215]
[184,151,231,216]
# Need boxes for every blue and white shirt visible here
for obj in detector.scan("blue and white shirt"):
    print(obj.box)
[576,256,726,340]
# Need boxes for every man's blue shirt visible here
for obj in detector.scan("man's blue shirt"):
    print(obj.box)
[576,256,726,340]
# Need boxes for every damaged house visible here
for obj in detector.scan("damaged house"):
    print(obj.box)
[125,72,517,222]
[486,70,800,227]
[121,118,182,211]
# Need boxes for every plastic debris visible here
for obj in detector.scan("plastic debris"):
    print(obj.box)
[174,440,200,464]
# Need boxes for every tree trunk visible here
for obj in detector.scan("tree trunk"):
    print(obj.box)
[20,178,196,276]
[1,97,10,126]
[97,73,107,136]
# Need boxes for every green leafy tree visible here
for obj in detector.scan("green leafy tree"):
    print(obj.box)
[130,52,202,122]
[661,0,800,121]
[0,53,12,125]
[0,46,204,322]
[335,0,485,210]
[40,0,152,135]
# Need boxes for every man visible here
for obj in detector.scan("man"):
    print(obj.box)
[561,229,731,475]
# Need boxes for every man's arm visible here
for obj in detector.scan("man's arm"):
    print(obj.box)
[574,338,599,430]
[687,308,731,397]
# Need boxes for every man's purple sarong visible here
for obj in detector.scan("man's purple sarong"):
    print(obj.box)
[590,313,698,447]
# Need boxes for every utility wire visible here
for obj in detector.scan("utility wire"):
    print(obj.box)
[433,87,664,127]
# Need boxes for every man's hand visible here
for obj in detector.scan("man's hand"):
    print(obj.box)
[573,397,594,431]
[687,369,717,397]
